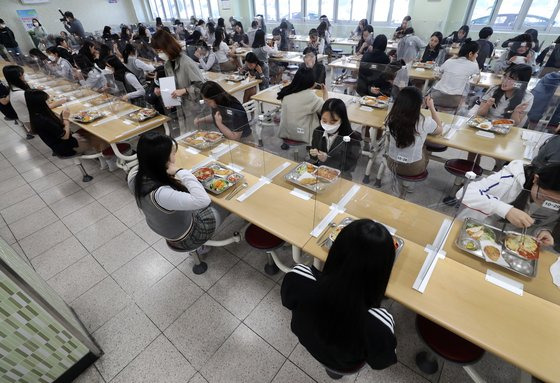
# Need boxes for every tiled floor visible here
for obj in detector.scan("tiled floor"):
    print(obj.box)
[0,116,524,383]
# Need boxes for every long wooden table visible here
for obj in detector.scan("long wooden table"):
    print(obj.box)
[234,49,328,65]
[203,71,261,94]
[175,137,560,382]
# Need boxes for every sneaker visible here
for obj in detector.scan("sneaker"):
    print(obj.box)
[26,133,34,140]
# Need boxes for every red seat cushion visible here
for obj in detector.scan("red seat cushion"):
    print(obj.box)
[245,224,284,250]
[416,315,484,364]
[426,143,448,152]
[396,170,428,181]
[102,143,132,156]
[445,159,483,178]
[282,139,307,146]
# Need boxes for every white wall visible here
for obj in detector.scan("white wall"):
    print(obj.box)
[1,0,139,52]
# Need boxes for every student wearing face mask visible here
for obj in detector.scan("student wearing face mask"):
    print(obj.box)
[239,52,268,102]
[32,18,48,48]
[195,41,220,72]
[309,99,362,178]
[0,19,22,60]
[73,54,108,91]
[122,43,155,85]
[45,46,75,80]
[300,47,326,85]
[54,36,74,62]
[104,56,146,104]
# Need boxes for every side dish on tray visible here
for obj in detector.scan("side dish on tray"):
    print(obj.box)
[178,131,224,150]
[191,162,243,195]
[284,162,341,193]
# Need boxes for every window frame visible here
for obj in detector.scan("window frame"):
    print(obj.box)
[145,0,219,22]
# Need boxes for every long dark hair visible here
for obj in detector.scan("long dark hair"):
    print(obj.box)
[372,34,388,52]
[491,64,532,119]
[507,33,533,59]
[458,38,479,57]
[217,18,225,29]
[428,31,443,52]
[134,131,188,207]
[3,65,29,91]
[277,67,315,99]
[201,81,237,106]
[121,26,131,40]
[26,89,62,132]
[102,26,112,37]
[105,55,134,83]
[252,29,266,48]
[213,27,225,52]
[386,86,423,148]
[207,22,215,35]
[320,98,352,136]
[315,219,395,350]
[79,41,97,63]
[122,43,137,64]
[512,163,560,211]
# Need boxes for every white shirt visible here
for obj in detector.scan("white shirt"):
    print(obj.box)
[55,57,74,80]
[199,51,219,71]
[9,88,29,123]
[133,58,155,73]
[388,115,438,163]
[124,72,145,99]
[433,57,480,96]
[155,170,211,211]
[482,86,534,120]
[215,41,230,63]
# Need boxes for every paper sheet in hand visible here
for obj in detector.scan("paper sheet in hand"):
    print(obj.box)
[160,77,182,107]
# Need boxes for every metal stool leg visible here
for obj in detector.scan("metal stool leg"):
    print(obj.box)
[74,158,93,182]
[415,351,439,374]
[264,252,280,275]
[191,250,208,275]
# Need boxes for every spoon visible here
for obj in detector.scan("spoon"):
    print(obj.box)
[226,182,248,200]
[316,222,337,244]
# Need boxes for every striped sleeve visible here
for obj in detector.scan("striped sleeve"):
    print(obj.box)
[368,308,394,334]
[288,264,317,281]
[281,264,316,310]
[365,308,398,370]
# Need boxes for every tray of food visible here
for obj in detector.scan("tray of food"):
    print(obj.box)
[192,162,244,195]
[359,95,390,109]
[224,74,245,82]
[87,94,115,106]
[322,217,405,255]
[178,130,224,150]
[284,162,341,193]
[71,110,108,124]
[455,218,538,278]
[126,108,158,122]
[412,61,435,69]
[466,116,513,135]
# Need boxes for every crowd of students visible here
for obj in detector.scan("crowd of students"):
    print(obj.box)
[1,9,560,380]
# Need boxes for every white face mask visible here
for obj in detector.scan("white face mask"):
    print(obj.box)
[47,55,56,62]
[33,22,39,27]
[158,52,169,61]
[321,121,341,134]
[103,68,114,75]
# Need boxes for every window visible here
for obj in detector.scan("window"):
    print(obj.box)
[279,0,302,21]
[470,0,498,25]
[523,0,556,28]
[468,0,560,31]
[493,0,524,29]
[307,0,319,20]
[373,0,391,23]
[146,0,219,21]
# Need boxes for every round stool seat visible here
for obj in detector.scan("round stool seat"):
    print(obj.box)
[245,224,284,250]
[426,143,448,152]
[396,170,428,182]
[102,143,132,156]
[416,315,484,364]
[444,159,483,178]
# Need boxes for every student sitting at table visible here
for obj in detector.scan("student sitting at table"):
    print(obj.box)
[0,80,18,123]
[301,47,326,85]
[54,36,74,62]
[317,22,332,56]
[273,24,290,51]
[386,88,443,176]
[394,16,411,40]
[122,43,156,85]
[492,34,535,73]
[475,64,533,126]
[351,19,368,39]
[195,41,220,72]
[357,35,391,95]
[357,25,374,55]
[239,52,268,102]
[396,28,425,63]
[105,56,146,104]
[421,31,445,65]
[277,67,328,148]
[25,89,106,156]
[309,99,362,179]
[247,20,259,46]
[232,22,249,47]
[308,28,325,55]
[430,39,480,111]
[212,28,238,72]
[536,36,560,78]
[45,46,75,80]
[194,81,251,141]
[130,131,229,254]
[252,30,280,84]
[503,29,540,52]
[456,160,560,246]
[206,22,216,46]
[475,27,494,70]
[527,71,560,132]
[73,54,108,91]
[445,25,469,45]
[281,219,397,378]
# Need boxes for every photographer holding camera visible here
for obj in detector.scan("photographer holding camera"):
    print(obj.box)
[61,10,85,39]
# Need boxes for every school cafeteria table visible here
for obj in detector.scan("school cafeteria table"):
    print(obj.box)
[175,138,560,382]
[203,71,261,94]
[234,49,327,65]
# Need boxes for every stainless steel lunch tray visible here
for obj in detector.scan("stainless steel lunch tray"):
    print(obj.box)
[192,162,244,195]
[466,116,512,135]
[178,130,224,150]
[284,162,340,194]
[455,218,537,278]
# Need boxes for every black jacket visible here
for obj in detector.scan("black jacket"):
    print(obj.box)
[309,128,362,174]
[0,27,18,48]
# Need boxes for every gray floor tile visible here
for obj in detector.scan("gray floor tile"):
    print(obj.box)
[93,304,160,382]
[50,190,96,218]
[355,363,430,383]
[289,343,356,383]
[21,161,60,183]
[71,276,133,333]
[8,207,58,240]
[47,255,107,303]
[0,174,27,194]
[85,174,127,199]
[10,242,32,267]
[76,215,128,253]
[71,365,105,383]
[111,247,172,296]
[111,334,196,383]
[136,269,204,331]
[18,220,72,259]
[271,360,315,383]
[97,187,135,212]
[0,166,19,184]
[189,373,209,383]
[62,160,108,182]
[12,156,50,174]
[29,170,71,193]
[0,183,36,210]
[164,294,240,370]
[208,261,275,320]
[61,201,111,234]
[130,220,160,245]
[201,324,285,383]
[439,351,520,383]
[241,244,293,282]
[39,179,82,205]
[245,285,298,357]
[0,225,16,245]
[153,238,192,267]
[113,201,144,227]
[175,246,239,290]
[92,229,149,274]
[31,236,88,280]
[1,195,46,224]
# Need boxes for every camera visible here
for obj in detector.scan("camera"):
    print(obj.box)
[58,9,67,22]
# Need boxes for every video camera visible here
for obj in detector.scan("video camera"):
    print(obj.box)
[58,9,68,23]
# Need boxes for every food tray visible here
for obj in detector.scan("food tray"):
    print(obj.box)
[191,162,244,195]
[225,75,245,82]
[126,108,158,122]
[71,111,108,124]
[178,130,224,150]
[412,61,435,69]
[322,217,405,256]
[359,95,389,109]
[455,218,537,278]
[466,116,512,135]
[87,94,115,106]
[53,84,79,93]
[284,162,341,193]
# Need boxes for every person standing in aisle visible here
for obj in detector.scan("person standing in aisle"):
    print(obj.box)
[32,18,48,49]
[0,20,22,60]
[62,11,85,39]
